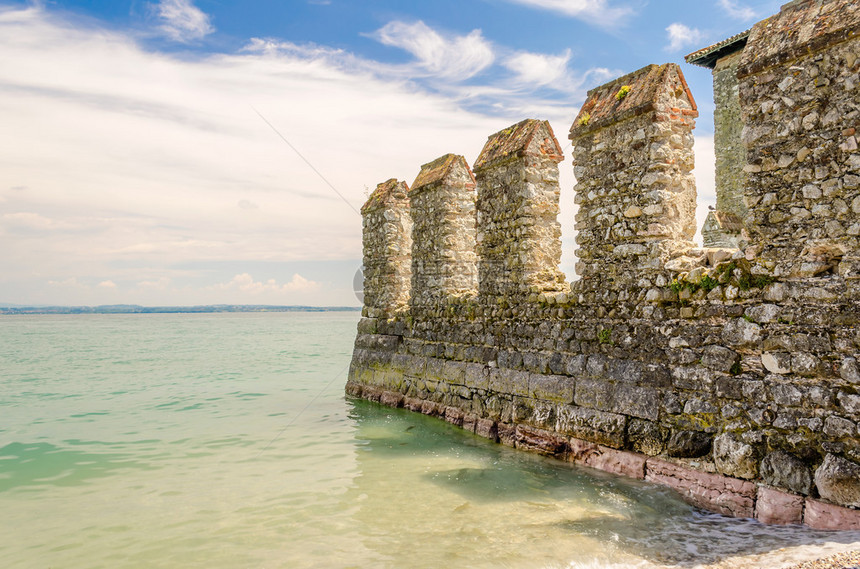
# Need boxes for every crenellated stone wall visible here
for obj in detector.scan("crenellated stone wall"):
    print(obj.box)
[348,0,860,530]
[409,154,478,312]
[474,119,567,302]
[738,0,860,280]
[569,63,698,292]
[360,179,412,319]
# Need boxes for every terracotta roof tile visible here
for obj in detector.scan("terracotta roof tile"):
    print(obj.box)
[411,154,475,193]
[685,29,751,69]
[569,63,696,139]
[473,119,563,171]
[361,178,409,213]
[738,0,860,77]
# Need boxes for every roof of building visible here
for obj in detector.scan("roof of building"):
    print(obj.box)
[361,178,410,213]
[738,0,860,78]
[411,154,475,193]
[685,29,751,69]
[473,119,563,171]
[569,63,696,139]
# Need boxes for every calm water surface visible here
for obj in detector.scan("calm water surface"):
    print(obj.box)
[1,312,858,568]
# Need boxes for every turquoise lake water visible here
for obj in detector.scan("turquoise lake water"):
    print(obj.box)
[1,312,858,568]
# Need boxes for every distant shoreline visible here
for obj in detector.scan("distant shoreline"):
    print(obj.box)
[0,305,361,315]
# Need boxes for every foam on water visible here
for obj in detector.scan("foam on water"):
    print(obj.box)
[1,313,857,568]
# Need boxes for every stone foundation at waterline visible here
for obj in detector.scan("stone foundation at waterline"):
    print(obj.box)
[347,0,860,530]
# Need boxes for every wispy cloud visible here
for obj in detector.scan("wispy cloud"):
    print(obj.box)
[213,273,321,294]
[371,21,495,81]
[718,0,756,21]
[501,0,634,27]
[665,22,704,52]
[504,50,571,87]
[153,0,214,42]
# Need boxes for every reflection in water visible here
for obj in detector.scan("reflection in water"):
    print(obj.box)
[345,400,860,569]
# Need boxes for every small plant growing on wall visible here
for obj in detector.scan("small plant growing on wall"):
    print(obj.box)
[615,85,631,100]
[578,112,590,126]
[597,328,612,345]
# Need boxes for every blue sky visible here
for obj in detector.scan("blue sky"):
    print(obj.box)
[0,0,783,306]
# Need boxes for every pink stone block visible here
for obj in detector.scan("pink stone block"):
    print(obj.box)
[443,406,464,426]
[462,414,479,433]
[567,438,646,479]
[755,486,804,525]
[420,400,439,416]
[515,425,568,456]
[403,397,423,412]
[646,458,756,518]
[474,419,498,441]
[568,438,600,465]
[497,423,517,447]
[587,447,647,480]
[805,499,860,530]
[380,391,404,408]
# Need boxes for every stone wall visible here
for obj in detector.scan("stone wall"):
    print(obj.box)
[360,179,412,319]
[348,0,860,530]
[409,154,478,312]
[569,63,698,292]
[738,0,860,279]
[714,50,748,225]
[474,119,567,301]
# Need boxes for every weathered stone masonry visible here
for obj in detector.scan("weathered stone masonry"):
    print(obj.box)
[348,0,860,530]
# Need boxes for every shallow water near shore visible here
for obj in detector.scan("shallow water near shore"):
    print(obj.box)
[1,312,858,569]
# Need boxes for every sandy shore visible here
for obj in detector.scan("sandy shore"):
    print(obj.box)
[785,550,860,569]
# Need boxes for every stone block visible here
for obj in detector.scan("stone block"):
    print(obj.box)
[667,430,712,458]
[420,400,440,416]
[462,413,479,433]
[815,454,860,507]
[760,451,813,495]
[762,352,791,374]
[443,406,464,427]
[497,422,517,447]
[475,419,498,441]
[380,391,404,408]
[714,433,759,479]
[488,368,530,397]
[721,318,763,348]
[463,363,489,390]
[555,405,626,448]
[613,384,660,421]
[515,425,568,456]
[645,457,756,518]
[755,486,804,525]
[627,419,666,455]
[804,498,860,530]
[530,373,575,403]
[574,378,616,412]
[701,345,739,373]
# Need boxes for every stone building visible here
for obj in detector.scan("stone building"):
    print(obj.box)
[686,31,750,248]
[347,0,860,529]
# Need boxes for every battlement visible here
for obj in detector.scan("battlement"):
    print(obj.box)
[349,0,860,530]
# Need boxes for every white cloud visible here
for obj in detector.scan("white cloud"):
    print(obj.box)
[718,0,756,21]
[372,21,495,81]
[98,280,117,289]
[138,277,172,290]
[505,50,571,87]
[502,0,633,26]
[665,23,705,52]
[0,6,589,306]
[214,273,320,294]
[154,0,214,42]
